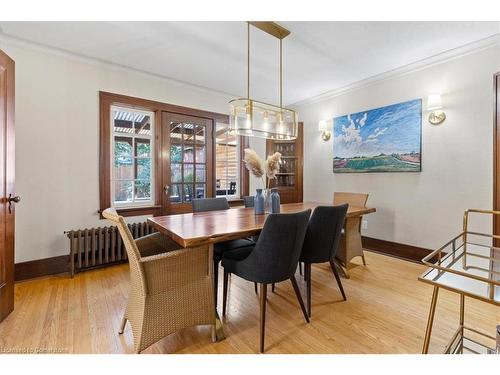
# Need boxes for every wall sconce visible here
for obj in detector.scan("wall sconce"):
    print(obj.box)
[427,94,446,125]
[318,120,331,141]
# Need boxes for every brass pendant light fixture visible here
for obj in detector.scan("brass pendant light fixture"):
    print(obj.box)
[229,22,298,140]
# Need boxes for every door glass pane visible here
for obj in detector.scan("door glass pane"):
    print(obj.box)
[184,164,194,182]
[170,145,182,163]
[183,123,195,144]
[195,124,205,144]
[196,164,206,182]
[195,146,206,163]
[114,181,133,203]
[168,119,210,206]
[136,158,151,180]
[184,184,194,202]
[135,180,151,200]
[171,164,182,183]
[195,184,206,199]
[170,122,183,144]
[170,184,182,203]
[183,144,194,162]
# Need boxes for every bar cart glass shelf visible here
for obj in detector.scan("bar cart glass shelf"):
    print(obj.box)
[418,209,500,354]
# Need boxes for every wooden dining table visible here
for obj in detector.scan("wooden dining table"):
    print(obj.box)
[148,201,375,340]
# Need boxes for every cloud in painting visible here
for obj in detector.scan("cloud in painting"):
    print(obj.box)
[367,127,388,140]
[359,112,367,127]
[333,99,421,159]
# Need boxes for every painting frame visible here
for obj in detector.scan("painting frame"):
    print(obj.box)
[332,99,422,173]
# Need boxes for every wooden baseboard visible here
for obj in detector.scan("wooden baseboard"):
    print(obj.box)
[362,236,432,263]
[15,255,69,282]
[14,236,430,281]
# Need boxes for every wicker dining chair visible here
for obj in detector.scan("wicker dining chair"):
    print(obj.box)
[102,208,216,353]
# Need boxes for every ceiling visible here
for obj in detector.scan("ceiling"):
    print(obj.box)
[0,21,499,105]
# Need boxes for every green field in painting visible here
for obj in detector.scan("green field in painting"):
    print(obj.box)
[333,155,420,173]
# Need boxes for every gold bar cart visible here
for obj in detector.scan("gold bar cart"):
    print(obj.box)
[419,209,500,354]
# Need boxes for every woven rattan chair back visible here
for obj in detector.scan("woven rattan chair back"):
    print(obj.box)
[102,208,146,296]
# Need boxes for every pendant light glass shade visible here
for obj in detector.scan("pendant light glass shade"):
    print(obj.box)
[229,98,298,140]
[229,22,298,141]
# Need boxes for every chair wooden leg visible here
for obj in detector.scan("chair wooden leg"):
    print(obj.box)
[329,260,347,301]
[222,270,229,316]
[299,262,303,276]
[213,259,219,309]
[259,283,268,353]
[290,275,310,323]
[362,254,367,266]
[272,283,276,293]
[254,282,258,294]
[305,263,312,317]
[118,316,127,334]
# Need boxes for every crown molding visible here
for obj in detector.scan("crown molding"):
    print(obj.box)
[1,31,499,108]
[290,33,500,108]
[0,33,238,100]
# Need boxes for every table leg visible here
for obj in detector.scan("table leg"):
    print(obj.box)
[209,244,225,342]
[422,285,439,354]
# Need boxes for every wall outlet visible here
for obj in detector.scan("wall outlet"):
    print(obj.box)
[362,220,368,230]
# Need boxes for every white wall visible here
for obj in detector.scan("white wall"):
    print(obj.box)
[3,37,499,262]
[0,38,265,262]
[294,45,500,250]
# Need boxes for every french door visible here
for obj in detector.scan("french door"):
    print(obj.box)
[0,49,15,323]
[161,112,214,214]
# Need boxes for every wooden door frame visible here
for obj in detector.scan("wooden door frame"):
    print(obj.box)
[161,112,214,215]
[0,49,15,322]
[493,72,500,240]
[99,91,249,217]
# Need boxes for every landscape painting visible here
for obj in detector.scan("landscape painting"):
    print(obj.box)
[333,99,422,173]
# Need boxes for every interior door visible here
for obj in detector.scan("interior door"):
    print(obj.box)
[161,112,213,214]
[0,49,15,323]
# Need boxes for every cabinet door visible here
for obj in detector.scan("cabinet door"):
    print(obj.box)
[266,122,303,203]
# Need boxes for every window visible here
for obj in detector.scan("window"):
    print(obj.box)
[99,92,249,217]
[215,123,240,199]
[111,106,154,207]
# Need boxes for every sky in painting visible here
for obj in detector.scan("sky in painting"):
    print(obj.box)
[333,99,422,158]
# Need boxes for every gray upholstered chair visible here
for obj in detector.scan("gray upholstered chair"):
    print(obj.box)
[243,196,254,208]
[300,204,348,317]
[221,209,311,353]
[191,197,254,309]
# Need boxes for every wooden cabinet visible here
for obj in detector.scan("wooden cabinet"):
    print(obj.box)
[266,122,303,204]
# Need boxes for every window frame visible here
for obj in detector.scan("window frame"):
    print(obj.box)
[215,123,241,200]
[110,105,155,209]
[99,91,249,217]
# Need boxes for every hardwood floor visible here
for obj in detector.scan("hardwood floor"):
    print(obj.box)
[0,251,498,354]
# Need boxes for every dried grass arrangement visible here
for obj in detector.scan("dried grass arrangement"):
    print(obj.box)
[243,148,282,189]
[243,148,266,188]
[265,152,282,186]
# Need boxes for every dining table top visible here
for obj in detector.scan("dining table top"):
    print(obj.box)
[148,201,376,248]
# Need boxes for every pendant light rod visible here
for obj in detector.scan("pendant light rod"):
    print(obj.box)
[247,22,250,100]
[280,38,283,110]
